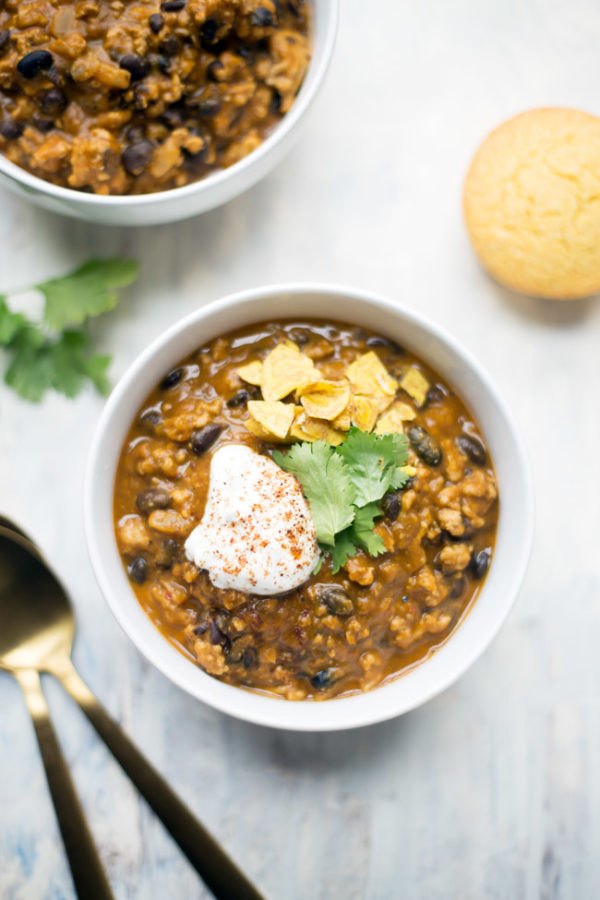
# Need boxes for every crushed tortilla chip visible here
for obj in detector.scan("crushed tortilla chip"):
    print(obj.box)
[261,342,317,402]
[333,394,391,432]
[375,400,417,435]
[298,380,352,421]
[346,351,398,398]
[399,366,430,407]
[290,410,345,445]
[247,400,294,440]
[237,360,263,386]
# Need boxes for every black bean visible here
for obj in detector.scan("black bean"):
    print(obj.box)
[33,118,54,133]
[425,385,446,406]
[366,335,404,354]
[457,434,487,467]
[0,30,11,55]
[242,647,258,669]
[159,35,179,56]
[190,423,223,455]
[17,50,53,79]
[156,538,178,569]
[149,13,164,32]
[193,621,208,635]
[470,549,491,580]
[122,139,154,175]
[161,108,183,129]
[136,488,171,514]
[119,54,151,81]
[45,65,63,87]
[39,88,68,115]
[200,18,218,40]
[353,328,370,342]
[269,89,282,115]
[287,327,310,345]
[126,124,145,143]
[0,120,23,140]
[208,619,230,649]
[160,367,184,389]
[197,97,221,117]
[161,0,186,9]
[408,425,442,467]
[154,55,171,75]
[227,386,260,407]
[128,556,148,584]
[251,6,275,27]
[139,407,161,428]
[448,576,466,599]
[311,668,337,690]
[200,18,222,49]
[382,492,401,522]
[316,585,354,617]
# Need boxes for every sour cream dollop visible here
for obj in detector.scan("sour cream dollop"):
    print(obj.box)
[185,444,320,595]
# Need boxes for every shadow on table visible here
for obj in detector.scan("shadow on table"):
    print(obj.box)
[7,176,274,292]
[490,282,599,327]
[214,699,444,779]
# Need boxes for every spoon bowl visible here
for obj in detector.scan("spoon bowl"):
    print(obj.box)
[0,527,74,671]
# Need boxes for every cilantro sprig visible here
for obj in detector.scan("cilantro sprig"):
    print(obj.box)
[274,427,410,573]
[0,259,138,402]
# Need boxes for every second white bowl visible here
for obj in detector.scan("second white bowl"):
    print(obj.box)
[0,0,338,226]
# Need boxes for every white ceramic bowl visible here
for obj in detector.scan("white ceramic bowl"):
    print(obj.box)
[85,284,534,731]
[0,1,338,226]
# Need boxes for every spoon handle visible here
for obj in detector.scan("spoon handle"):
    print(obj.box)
[53,658,265,900]
[13,668,114,900]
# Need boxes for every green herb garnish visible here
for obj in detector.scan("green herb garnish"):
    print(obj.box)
[0,258,138,402]
[274,427,410,572]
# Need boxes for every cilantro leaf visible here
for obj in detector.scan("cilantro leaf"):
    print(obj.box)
[4,326,53,402]
[328,529,358,574]
[0,297,28,345]
[1,258,138,402]
[390,466,410,490]
[349,501,386,556]
[336,427,409,507]
[38,258,139,330]
[273,440,356,545]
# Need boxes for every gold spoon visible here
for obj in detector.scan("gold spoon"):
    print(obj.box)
[0,523,264,900]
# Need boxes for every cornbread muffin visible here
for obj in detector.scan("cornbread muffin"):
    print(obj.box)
[464,108,600,299]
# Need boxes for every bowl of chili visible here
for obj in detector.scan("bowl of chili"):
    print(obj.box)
[85,283,534,730]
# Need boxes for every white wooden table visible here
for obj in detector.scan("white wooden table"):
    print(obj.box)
[2,1,600,897]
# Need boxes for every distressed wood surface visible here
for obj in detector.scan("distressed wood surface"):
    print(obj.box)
[1,1,600,897]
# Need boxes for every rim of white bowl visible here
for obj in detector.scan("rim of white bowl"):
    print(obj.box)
[0,0,339,207]
[84,283,535,731]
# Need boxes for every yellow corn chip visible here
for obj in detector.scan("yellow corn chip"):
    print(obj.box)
[375,400,417,435]
[399,366,430,407]
[261,342,317,402]
[375,410,404,435]
[290,410,345,445]
[247,400,294,440]
[346,351,398,398]
[333,395,382,432]
[394,401,417,421]
[237,360,263,386]
[298,380,351,421]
